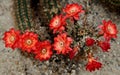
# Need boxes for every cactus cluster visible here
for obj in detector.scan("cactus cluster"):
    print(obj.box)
[4,1,118,73]
[13,0,66,33]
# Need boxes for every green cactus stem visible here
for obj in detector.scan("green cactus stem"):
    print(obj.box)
[13,0,33,32]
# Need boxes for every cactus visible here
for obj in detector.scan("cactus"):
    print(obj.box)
[13,0,33,33]
[100,0,120,13]
[108,0,120,6]
[101,0,120,6]
[13,0,67,33]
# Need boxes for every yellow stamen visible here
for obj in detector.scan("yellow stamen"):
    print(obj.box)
[9,36,15,42]
[26,39,33,45]
[41,49,47,54]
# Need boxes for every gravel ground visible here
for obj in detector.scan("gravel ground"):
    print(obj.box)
[0,0,120,75]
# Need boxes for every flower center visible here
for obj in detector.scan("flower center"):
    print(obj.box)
[41,48,47,54]
[26,39,33,45]
[59,42,64,47]
[9,36,15,42]
[70,9,75,13]
[70,7,76,14]
[54,19,59,26]
[107,25,115,34]
[79,30,86,35]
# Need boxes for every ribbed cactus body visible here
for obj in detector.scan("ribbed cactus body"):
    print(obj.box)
[14,0,32,32]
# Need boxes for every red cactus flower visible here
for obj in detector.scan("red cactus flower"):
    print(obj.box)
[85,38,95,46]
[53,33,73,54]
[19,31,38,52]
[33,40,53,61]
[99,20,118,41]
[3,28,20,50]
[98,41,110,52]
[49,15,66,33]
[63,3,84,20]
[86,55,102,72]
[69,46,79,59]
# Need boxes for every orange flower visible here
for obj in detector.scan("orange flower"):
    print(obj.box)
[69,46,79,59]
[19,31,38,52]
[49,15,66,33]
[86,54,102,72]
[85,38,95,46]
[98,41,110,52]
[63,3,84,20]
[3,28,20,50]
[33,40,53,61]
[53,33,73,54]
[99,20,118,41]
